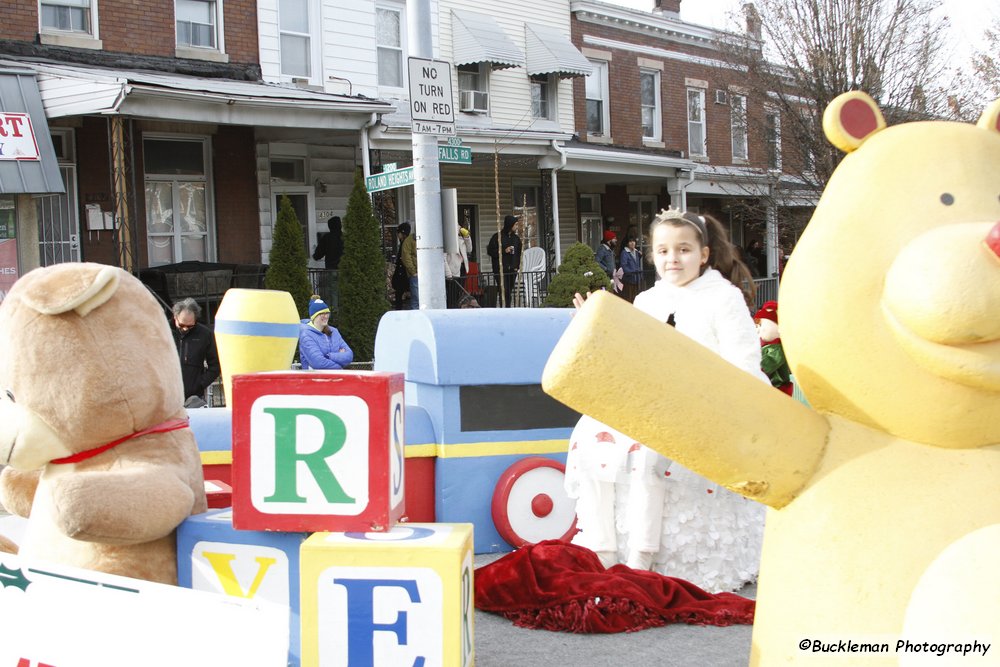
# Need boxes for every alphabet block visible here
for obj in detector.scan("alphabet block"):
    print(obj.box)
[299,523,474,667]
[177,508,307,666]
[231,371,406,533]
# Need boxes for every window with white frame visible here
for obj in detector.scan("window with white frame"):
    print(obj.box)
[731,93,748,161]
[176,0,218,49]
[376,4,404,88]
[640,69,661,140]
[144,137,214,266]
[279,0,311,78]
[687,88,706,158]
[40,0,94,33]
[458,63,489,114]
[530,74,555,121]
[585,60,610,136]
[765,108,782,170]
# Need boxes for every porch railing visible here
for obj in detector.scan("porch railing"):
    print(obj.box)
[308,267,779,312]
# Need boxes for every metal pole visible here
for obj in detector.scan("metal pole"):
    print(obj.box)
[408,0,446,309]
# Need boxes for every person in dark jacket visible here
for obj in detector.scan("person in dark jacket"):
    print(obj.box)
[298,295,354,370]
[171,298,221,407]
[313,216,344,269]
[486,214,522,307]
[596,230,617,279]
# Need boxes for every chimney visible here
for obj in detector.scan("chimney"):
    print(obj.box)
[743,3,762,40]
[653,0,681,18]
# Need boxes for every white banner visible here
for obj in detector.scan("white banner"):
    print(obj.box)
[0,551,289,666]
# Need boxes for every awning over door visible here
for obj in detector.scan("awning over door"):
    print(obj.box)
[0,59,393,130]
[0,68,64,194]
[451,10,525,70]
[524,23,592,78]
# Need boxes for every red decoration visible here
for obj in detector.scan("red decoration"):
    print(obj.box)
[475,540,755,633]
[492,457,578,548]
[50,418,190,465]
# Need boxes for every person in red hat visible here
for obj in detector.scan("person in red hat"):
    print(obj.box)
[596,229,617,279]
[754,300,794,395]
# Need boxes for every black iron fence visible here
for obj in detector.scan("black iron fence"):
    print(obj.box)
[139,261,267,325]
[307,266,779,312]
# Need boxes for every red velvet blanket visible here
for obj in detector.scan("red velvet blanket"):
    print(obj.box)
[474,540,755,633]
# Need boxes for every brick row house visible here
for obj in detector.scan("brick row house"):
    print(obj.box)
[566,0,815,283]
[0,0,809,307]
[0,0,391,310]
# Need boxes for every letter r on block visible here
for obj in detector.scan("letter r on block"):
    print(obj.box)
[263,407,356,504]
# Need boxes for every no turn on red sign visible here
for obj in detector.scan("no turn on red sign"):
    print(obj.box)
[407,57,455,136]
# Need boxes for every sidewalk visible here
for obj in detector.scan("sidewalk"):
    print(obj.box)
[473,552,755,667]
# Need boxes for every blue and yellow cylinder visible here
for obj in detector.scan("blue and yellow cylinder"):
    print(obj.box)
[214,288,300,406]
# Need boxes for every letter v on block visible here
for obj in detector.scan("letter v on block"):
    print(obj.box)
[201,552,278,598]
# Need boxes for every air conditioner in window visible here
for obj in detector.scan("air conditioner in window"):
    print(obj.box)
[714,89,729,105]
[459,90,489,113]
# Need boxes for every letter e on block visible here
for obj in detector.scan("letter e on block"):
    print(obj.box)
[231,371,406,532]
[300,523,474,667]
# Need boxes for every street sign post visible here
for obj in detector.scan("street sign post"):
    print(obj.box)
[407,57,455,136]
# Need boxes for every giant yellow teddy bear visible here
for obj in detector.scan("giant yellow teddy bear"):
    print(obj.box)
[543,91,999,664]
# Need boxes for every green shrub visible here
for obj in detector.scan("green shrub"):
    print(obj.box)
[339,168,390,361]
[264,194,312,318]
[543,243,613,307]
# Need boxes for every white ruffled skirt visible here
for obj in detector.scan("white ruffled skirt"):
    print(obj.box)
[564,415,765,593]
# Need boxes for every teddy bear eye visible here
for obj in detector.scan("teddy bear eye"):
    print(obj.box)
[940,193,954,205]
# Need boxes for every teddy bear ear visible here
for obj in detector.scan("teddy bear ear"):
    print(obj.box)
[976,98,1000,133]
[19,263,120,317]
[822,91,886,153]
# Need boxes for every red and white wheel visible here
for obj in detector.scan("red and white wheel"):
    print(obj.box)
[491,457,577,548]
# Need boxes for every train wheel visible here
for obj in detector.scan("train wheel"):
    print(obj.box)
[491,457,577,548]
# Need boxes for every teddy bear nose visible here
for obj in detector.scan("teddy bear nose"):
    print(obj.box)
[988,220,1000,258]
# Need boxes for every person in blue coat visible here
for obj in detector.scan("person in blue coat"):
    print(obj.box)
[298,295,353,370]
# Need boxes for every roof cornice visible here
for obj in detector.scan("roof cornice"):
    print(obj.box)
[570,0,739,49]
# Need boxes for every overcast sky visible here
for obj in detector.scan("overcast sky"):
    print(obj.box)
[604,0,993,63]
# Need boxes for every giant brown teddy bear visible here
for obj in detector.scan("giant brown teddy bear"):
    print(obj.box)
[0,263,206,584]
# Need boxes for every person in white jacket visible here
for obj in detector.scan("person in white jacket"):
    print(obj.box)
[444,222,473,308]
[565,208,768,593]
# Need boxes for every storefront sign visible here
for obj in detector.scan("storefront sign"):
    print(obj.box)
[0,198,16,304]
[0,112,40,161]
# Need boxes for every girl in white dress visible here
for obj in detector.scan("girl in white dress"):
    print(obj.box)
[564,208,769,593]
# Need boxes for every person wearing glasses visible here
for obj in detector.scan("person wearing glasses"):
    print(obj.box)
[171,298,221,408]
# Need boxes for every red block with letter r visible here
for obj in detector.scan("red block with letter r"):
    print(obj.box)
[231,371,406,533]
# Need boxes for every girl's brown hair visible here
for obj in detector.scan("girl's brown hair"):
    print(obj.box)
[648,209,756,308]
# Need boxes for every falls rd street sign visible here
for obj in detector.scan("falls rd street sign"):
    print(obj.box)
[365,166,415,193]
[438,145,471,164]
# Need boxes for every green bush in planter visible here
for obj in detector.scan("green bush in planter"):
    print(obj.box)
[264,194,312,319]
[543,243,613,307]
[339,168,390,362]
